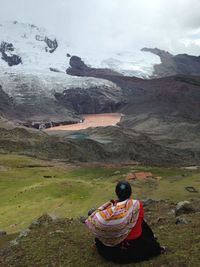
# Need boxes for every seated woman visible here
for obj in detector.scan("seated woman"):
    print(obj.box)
[85,181,164,264]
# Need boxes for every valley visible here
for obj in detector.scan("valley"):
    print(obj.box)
[0,18,200,267]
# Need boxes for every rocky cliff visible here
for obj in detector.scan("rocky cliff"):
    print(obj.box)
[67,56,121,77]
[55,84,125,114]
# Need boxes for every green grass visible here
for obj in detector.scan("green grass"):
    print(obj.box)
[1,154,200,267]
[0,153,200,233]
[1,207,200,267]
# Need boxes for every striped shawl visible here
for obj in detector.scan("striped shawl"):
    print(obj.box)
[85,198,140,246]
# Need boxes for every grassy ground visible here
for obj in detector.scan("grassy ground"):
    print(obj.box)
[1,201,200,267]
[0,153,200,233]
[1,153,200,266]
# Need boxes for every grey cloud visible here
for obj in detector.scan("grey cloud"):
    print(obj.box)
[1,0,200,55]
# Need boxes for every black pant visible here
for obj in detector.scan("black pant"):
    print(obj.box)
[95,220,162,264]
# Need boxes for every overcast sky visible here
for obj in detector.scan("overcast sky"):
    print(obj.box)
[1,0,200,55]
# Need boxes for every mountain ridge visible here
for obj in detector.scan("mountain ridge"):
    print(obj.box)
[142,47,200,78]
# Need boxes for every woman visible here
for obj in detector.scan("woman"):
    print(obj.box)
[85,181,164,264]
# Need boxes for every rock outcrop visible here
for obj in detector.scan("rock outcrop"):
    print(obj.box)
[67,56,121,77]
[175,201,197,216]
[44,37,58,53]
[0,42,22,66]
[35,35,58,53]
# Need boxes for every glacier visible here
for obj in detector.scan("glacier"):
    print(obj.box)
[0,21,160,79]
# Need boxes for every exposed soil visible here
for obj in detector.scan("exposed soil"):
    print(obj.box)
[45,113,122,131]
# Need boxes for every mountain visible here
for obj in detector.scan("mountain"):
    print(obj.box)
[66,56,200,157]
[0,21,155,126]
[66,56,200,121]
[0,70,124,127]
[66,56,200,122]
[1,21,200,165]
[142,47,200,78]
[0,21,160,78]
[0,22,128,126]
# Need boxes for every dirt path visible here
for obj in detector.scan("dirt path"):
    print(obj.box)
[46,113,122,131]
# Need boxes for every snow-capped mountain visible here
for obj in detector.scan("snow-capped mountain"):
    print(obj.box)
[0,21,160,78]
[0,21,69,73]
[0,21,161,125]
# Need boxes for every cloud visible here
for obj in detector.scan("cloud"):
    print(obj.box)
[1,0,200,55]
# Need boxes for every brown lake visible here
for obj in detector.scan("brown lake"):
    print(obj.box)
[46,113,122,131]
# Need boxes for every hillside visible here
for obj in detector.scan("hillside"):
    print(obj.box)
[1,122,199,166]
[1,205,200,267]
[0,154,200,266]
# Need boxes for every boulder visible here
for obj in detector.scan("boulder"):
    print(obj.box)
[10,228,31,246]
[185,186,199,193]
[175,201,196,216]
[175,217,189,225]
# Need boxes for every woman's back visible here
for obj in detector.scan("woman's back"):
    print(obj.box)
[86,180,163,263]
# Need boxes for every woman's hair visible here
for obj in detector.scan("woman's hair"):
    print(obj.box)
[115,181,132,201]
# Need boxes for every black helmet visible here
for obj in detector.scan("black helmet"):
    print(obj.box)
[115,181,132,201]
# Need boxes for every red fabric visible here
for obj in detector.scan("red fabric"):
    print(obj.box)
[125,201,144,240]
